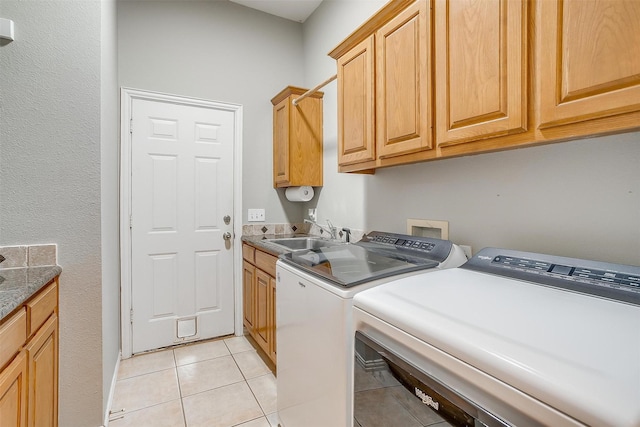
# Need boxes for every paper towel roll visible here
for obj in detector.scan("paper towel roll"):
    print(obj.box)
[285,186,314,202]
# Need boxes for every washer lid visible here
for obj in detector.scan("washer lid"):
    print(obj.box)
[279,243,439,287]
[353,268,640,427]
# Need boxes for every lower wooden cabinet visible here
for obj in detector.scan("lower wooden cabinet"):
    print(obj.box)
[0,279,59,427]
[242,244,277,365]
[242,261,255,333]
[26,315,58,427]
[254,269,271,352]
[268,276,276,363]
[0,352,28,427]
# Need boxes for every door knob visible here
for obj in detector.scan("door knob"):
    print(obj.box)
[223,232,232,241]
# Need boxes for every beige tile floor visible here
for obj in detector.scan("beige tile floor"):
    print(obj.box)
[108,336,280,427]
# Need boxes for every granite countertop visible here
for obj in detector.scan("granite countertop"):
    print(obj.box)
[0,265,62,321]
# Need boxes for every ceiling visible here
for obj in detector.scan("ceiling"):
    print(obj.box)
[229,0,323,23]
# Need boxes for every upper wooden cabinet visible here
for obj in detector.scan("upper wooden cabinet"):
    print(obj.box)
[271,86,323,188]
[435,0,528,147]
[330,0,432,172]
[336,35,375,166]
[377,0,431,158]
[330,0,639,172]
[538,0,640,128]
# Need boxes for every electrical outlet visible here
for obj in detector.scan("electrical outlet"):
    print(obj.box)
[308,208,317,221]
[248,209,265,222]
[460,245,473,259]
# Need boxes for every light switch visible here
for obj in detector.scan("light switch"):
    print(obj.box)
[248,209,265,222]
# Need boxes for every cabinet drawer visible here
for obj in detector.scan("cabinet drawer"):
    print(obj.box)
[255,250,277,277]
[0,308,27,369]
[27,280,57,337]
[242,244,255,263]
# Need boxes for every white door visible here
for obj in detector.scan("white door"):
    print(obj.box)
[130,98,235,354]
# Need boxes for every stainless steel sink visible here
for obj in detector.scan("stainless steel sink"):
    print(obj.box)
[264,236,342,251]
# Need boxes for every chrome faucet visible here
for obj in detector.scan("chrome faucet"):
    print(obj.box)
[304,218,338,240]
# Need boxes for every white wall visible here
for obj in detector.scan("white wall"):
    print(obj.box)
[117,0,308,224]
[301,0,387,228]
[101,0,120,418]
[362,134,640,265]
[303,1,640,265]
[0,1,106,426]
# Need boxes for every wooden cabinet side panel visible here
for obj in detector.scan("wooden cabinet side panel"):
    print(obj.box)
[26,315,58,427]
[539,0,640,127]
[338,35,376,166]
[0,351,28,427]
[376,0,431,159]
[242,261,255,331]
[273,99,290,187]
[290,97,323,187]
[436,0,528,146]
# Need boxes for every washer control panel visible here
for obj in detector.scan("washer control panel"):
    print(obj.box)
[361,231,454,265]
[463,248,640,305]
[368,233,437,252]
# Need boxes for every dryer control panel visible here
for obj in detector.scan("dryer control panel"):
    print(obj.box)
[462,248,640,306]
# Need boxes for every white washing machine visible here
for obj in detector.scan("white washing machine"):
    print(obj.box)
[353,247,640,427]
[276,231,467,427]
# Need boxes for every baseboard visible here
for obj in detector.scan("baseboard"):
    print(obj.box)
[102,352,121,427]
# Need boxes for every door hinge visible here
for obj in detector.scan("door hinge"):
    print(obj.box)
[130,308,133,324]
[129,215,133,229]
[130,118,133,134]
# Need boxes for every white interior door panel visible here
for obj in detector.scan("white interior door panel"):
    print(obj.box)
[130,98,235,353]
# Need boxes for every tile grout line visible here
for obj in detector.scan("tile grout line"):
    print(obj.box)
[225,338,266,427]
[226,338,272,424]
[173,349,189,427]
[114,337,268,427]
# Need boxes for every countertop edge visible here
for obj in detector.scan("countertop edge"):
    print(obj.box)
[0,265,62,323]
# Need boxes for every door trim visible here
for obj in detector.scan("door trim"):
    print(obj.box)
[119,87,243,358]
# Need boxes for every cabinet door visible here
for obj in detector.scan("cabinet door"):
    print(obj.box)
[435,0,527,146]
[242,261,255,332]
[254,269,270,355]
[539,0,640,128]
[273,96,290,186]
[26,315,58,427]
[376,0,431,158]
[268,276,276,363]
[0,351,28,427]
[337,35,376,166]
